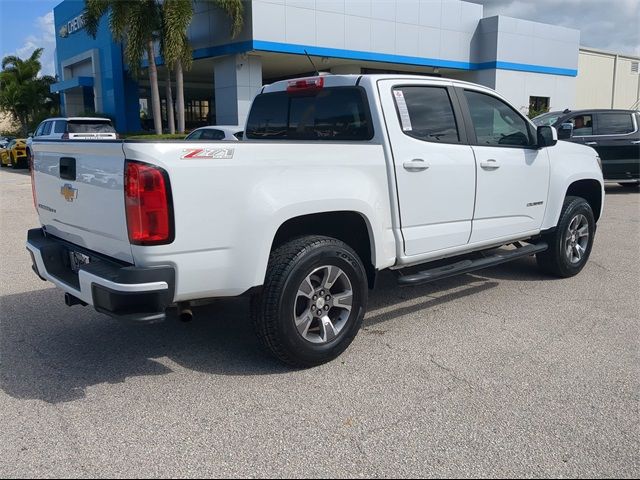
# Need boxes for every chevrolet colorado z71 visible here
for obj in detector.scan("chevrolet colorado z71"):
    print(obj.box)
[27,75,604,366]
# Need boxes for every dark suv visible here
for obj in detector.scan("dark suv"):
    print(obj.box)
[533,109,640,187]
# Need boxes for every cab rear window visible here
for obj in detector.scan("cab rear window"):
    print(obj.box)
[246,87,373,141]
[67,120,115,134]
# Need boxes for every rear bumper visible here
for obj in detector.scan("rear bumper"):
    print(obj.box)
[26,228,175,322]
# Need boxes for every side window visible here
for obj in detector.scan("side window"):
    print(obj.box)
[35,122,45,137]
[464,90,535,147]
[199,129,225,140]
[392,86,460,143]
[597,113,635,135]
[42,121,52,136]
[53,121,66,134]
[568,114,593,136]
[185,130,202,140]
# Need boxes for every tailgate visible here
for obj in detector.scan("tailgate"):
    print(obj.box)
[31,140,133,263]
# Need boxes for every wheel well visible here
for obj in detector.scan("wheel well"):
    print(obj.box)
[271,211,376,288]
[566,179,602,221]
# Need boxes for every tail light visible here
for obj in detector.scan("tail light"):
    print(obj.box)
[287,77,324,93]
[30,152,37,211]
[124,160,174,245]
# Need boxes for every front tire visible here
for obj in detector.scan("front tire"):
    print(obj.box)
[251,235,368,367]
[537,196,596,277]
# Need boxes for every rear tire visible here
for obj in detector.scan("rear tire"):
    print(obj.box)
[251,235,368,368]
[536,196,595,277]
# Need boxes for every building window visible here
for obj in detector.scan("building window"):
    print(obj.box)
[529,96,550,118]
[185,100,210,125]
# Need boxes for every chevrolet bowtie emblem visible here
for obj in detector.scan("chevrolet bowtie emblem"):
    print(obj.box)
[61,183,78,202]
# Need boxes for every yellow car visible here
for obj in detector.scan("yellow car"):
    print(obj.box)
[0,139,28,169]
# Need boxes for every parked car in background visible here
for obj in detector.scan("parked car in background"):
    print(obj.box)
[184,125,243,141]
[1,138,28,169]
[26,117,117,165]
[533,109,640,187]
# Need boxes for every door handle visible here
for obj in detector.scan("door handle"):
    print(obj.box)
[59,157,76,181]
[403,159,429,172]
[480,159,500,170]
[585,142,598,146]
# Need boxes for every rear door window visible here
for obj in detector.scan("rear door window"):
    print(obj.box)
[199,129,225,140]
[597,113,635,135]
[246,87,373,141]
[53,121,66,134]
[392,86,460,143]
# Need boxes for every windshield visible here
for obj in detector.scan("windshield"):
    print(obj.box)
[532,112,561,127]
[67,120,115,134]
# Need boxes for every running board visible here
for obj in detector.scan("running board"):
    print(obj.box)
[397,243,548,287]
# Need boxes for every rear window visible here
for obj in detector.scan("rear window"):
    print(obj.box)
[67,120,115,134]
[597,113,635,135]
[246,87,373,141]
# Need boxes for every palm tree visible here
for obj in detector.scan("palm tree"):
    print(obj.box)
[162,0,244,133]
[0,49,58,135]
[85,0,164,134]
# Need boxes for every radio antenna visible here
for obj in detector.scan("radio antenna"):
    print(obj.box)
[304,49,320,76]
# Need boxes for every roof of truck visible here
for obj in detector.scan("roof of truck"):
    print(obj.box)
[42,117,113,122]
[263,73,495,94]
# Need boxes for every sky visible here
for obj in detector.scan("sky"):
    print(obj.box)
[0,0,639,78]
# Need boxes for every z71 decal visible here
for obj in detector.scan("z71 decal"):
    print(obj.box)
[181,148,235,160]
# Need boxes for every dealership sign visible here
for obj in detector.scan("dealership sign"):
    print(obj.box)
[59,12,87,38]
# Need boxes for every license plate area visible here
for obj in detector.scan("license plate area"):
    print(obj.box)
[69,250,91,273]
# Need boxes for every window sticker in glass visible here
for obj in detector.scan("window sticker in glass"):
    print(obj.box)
[394,87,460,143]
[393,90,413,131]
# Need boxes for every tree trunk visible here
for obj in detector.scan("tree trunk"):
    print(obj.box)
[176,60,185,133]
[165,69,175,134]
[147,41,163,135]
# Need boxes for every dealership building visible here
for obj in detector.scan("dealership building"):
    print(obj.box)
[51,0,638,133]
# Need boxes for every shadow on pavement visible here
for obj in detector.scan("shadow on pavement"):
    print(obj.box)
[0,167,30,176]
[0,255,550,404]
[604,184,640,195]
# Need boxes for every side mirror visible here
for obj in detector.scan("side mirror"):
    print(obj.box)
[537,125,558,148]
[28,132,34,138]
[557,123,573,140]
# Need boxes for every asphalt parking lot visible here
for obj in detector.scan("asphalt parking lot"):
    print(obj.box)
[0,167,638,478]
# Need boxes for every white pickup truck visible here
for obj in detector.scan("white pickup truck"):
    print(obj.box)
[27,75,604,367]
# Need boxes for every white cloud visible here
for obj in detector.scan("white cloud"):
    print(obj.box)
[6,11,56,77]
